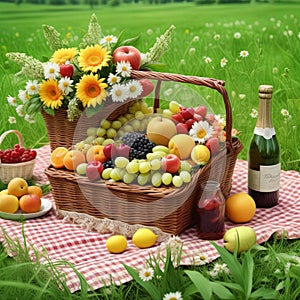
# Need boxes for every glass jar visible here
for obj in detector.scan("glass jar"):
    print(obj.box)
[196,181,225,240]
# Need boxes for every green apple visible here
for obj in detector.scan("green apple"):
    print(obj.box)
[223,226,257,254]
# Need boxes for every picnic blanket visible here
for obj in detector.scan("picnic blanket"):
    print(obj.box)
[0,145,299,293]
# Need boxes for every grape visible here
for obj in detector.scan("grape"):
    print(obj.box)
[118,116,128,125]
[151,172,162,187]
[139,161,151,174]
[114,157,129,169]
[125,113,134,121]
[94,137,105,145]
[130,119,141,131]
[110,168,123,181]
[179,170,192,183]
[123,124,134,133]
[135,111,145,120]
[100,119,111,129]
[123,172,136,184]
[111,120,122,130]
[169,101,180,114]
[102,168,113,180]
[102,159,114,169]
[126,161,139,174]
[97,127,106,137]
[140,102,150,114]
[150,158,161,171]
[162,172,173,186]
[76,163,88,175]
[172,175,183,188]
[106,128,117,139]
[102,139,115,146]
[87,127,98,137]
[137,173,150,186]
[162,109,173,118]
[180,160,192,172]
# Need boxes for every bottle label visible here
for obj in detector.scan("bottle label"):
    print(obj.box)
[248,163,281,192]
[254,127,275,140]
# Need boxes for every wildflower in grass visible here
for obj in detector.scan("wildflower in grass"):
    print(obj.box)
[185,29,190,35]
[110,83,128,102]
[220,57,228,68]
[24,114,35,124]
[8,116,16,124]
[163,291,183,300]
[239,94,246,100]
[78,45,111,73]
[204,56,212,64]
[189,121,214,144]
[15,32,19,38]
[25,80,39,95]
[208,263,230,278]
[231,90,236,98]
[43,62,60,80]
[180,59,185,65]
[100,35,118,45]
[76,74,108,107]
[234,32,241,39]
[189,47,196,55]
[214,34,220,41]
[147,29,153,35]
[107,73,121,85]
[240,50,249,58]
[58,77,73,95]
[66,32,72,39]
[50,47,78,65]
[269,34,274,39]
[18,89,30,103]
[116,61,132,77]
[281,108,291,123]
[250,108,258,118]
[139,267,154,282]
[7,95,17,107]
[192,35,199,42]
[39,79,64,109]
[126,80,143,99]
[16,105,25,117]
[297,32,300,39]
[272,67,278,74]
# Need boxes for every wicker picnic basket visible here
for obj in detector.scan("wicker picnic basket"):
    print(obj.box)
[0,130,36,184]
[45,70,243,235]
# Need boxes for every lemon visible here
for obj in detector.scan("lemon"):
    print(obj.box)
[0,194,19,213]
[105,235,127,254]
[132,228,158,249]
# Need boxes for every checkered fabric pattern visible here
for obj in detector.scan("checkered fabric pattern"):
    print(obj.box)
[0,145,299,292]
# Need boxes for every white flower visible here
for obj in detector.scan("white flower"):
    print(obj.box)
[24,114,36,124]
[43,62,60,79]
[220,57,228,68]
[281,108,289,117]
[163,291,183,300]
[213,263,230,274]
[126,80,143,99]
[107,73,121,85]
[180,59,185,65]
[16,105,25,117]
[189,47,196,55]
[8,116,16,124]
[147,29,153,35]
[110,83,128,102]
[204,56,212,64]
[234,32,241,39]
[214,34,220,41]
[192,35,199,42]
[272,67,279,74]
[250,108,258,118]
[189,121,214,144]
[100,35,118,45]
[7,95,17,107]
[58,77,73,95]
[25,79,39,95]
[214,114,225,128]
[240,50,249,58]
[116,61,132,77]
[238,94,246,100]
[138,267,154,282]
[18,89,30,103]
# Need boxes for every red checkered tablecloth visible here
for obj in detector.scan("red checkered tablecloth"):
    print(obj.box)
[0,145,299,293]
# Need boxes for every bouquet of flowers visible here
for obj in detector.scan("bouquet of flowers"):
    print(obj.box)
[6,14,175,122]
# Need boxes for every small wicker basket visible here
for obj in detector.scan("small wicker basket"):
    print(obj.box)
[0,130,36,184]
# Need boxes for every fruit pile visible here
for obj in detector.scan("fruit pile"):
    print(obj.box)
[50,99,227,188]
[0,177,42,214]
[0,144,37,163]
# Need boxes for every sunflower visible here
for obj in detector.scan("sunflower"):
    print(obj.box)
[78,45,111,73]
[39,79,64,109]
[50,48,78,65]
[76,74,108,107]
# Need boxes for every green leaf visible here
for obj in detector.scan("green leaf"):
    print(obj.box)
[120,34,141,47]
[241,251,254,298]
[250,287,278,299]
[289,265,300,279]
[42,107,55,116]
[85,102,105,118]
[140,62,167,72]
[215,281,245,294]
[210,282,235,300]
[185,270,212,300]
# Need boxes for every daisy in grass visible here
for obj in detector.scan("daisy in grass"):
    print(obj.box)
[50,48,78,65]
[250,108,258,118]
[43,62,60,79]
[240,50,249,58]
[7,95,17,106]
[8,116,16,124]
[139,267,154,282]
[18,90,30,103]
[16,105,25,117]
[25,80,39,95]
[100,35,118,45]
[24,114,35,124]
[204,56,212,64]
[208,263,230,278]
[189,121,214,144]
[163,291,183,300]
[39,79,64,109]
[220,57,228,68]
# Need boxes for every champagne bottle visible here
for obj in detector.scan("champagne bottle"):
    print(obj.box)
[248,85,280,208]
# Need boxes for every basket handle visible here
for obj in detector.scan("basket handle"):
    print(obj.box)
[0,130,24,148]
[131,70,234,150]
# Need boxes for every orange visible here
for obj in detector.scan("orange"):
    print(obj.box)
[225,193,256,223]
[28,185,43,198]
[50,147,69,168]
[62,149,86,171]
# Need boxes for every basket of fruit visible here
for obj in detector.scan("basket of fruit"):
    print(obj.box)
[0,130,37,184]
[45,70,243,235]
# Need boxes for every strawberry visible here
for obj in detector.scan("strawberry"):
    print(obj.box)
[206,137,220,155]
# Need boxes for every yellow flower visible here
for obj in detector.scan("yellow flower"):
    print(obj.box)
[78,45,111,73]
[39,79,64,109]
[50,48,78,65]
[76,74,108,107]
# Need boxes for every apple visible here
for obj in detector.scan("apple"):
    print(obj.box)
[161,154,181,174]
[60,64,74,78]
[116,144,130,158]
[86,145,107,163]
[223,226,257,254]
[206,137,220,155]
[185,118,196,130]
[7,177,28,197]
[194,106,207,118]
[19,193,41,213]
[176,123,189,134]
[172,113,185,123]
[146,116,177,146]
[180,107,194,120]
[113,46,141,70]
[168,134,195,160]
[139,79,154,98]
[86,160,104,181]
[103,144,117,159]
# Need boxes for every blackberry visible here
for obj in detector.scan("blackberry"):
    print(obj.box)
[102,159,114,169]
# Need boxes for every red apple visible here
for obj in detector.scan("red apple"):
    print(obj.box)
[116,144,130,158]
[19,193,41,213]
[86,160,104,181]
[176,123,189,134]
[139,79,154,97]
[180,107,194,120]
[185,118,196,130]
[194,106,207,118]
[113,46,141,70]
[103,144,117,159]
[161,154,181,174]
[172,113,185,123]
[206,137,220,155]
[60,64,74,78]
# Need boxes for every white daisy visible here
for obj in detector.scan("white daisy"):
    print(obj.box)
[204,56,212,64]
[43,62,60,79]
[110,83,128,102]
[107,73,121,85]
[100,35,118,45]
[7,95,17,107]
[238,94,246,100]
[192,35,199,42]
[18,89,30,103]
[250,108,258,118]
[281,108,289,117]
[126,80,143,99]
[240,50,249,58]
[220,57,228,68]
[116,61,132,77]
[58,77,73,95]
[25,79,39,95]
[189,121,214,144]
[8,116,16,124]
[189,47,196,55]
[214,34,220,41]
[163,291,183,300]
[234,32,241,39]
[138,267,154,282]
[16,105,25,117]
[146,29,153,35]
[24,114,36,124]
